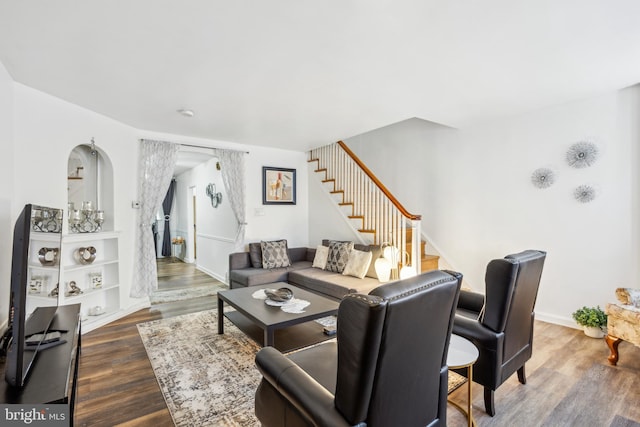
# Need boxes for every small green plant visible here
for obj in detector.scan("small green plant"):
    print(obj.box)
[571,306,607,328]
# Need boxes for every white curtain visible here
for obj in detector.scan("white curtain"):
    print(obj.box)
[131,139,180,297]
[213,149,247,252]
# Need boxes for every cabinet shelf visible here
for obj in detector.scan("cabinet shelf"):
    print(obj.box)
[28,263,60,271]
[63,259,118,272]
[54,232,121,329]
[62,231,119,243]
[26,292,58,302]
[64,283,119,302]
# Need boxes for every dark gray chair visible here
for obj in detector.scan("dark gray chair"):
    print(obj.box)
[453,250,546,416]
[254,270,463,427]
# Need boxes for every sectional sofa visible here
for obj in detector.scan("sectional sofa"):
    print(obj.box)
[228,240,386,301]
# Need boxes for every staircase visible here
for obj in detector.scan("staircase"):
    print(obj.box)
[308,141,439,274]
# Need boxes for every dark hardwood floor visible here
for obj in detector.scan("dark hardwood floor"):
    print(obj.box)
[74,262,640,426]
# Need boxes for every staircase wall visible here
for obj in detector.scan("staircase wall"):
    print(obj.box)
[341,87,640,328]
[307,165,364,245]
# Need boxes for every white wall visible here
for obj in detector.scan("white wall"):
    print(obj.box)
[314,88,640,327]
[138,131,311,283]
[308,164,368,246]
[12,83,142,313]
[174,157,237,280]
[1,83,312,325]
[243,146,309,248]
[0,61,14,327]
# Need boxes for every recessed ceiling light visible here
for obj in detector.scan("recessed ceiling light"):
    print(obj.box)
[177,109,195,117]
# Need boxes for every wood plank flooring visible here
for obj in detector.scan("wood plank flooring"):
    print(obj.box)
[74,261,640,426]
[155,257,217,291]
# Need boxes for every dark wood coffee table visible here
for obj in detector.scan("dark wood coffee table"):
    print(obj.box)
[217,283,339,350]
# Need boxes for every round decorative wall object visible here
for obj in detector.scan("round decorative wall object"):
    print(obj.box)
[574,185,596,203]
[531,168,555,189]
[566,141,599,168]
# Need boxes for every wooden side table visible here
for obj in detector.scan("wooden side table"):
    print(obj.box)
[447,334,479,427]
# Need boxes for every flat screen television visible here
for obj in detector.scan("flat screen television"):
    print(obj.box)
[3,204,63,387]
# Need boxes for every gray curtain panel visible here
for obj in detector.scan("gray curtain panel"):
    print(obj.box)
[161,179,176,257]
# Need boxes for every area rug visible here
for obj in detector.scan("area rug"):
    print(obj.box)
[138,310,468,426]
[150,282,228,304]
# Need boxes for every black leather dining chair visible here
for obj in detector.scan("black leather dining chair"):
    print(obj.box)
[452,250,546,416]
[254,270,462,427]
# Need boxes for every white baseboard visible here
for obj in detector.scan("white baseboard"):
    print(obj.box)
[536,311,580,330]
[196,264,227,284]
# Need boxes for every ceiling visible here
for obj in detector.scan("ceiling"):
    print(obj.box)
[1,1,639,152]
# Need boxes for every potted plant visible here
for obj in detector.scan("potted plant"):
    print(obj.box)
[571,306,607,338]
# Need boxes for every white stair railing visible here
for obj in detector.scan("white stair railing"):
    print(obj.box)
[309,141,422,276]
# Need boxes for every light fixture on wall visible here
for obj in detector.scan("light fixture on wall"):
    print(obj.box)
[206,183,222,208]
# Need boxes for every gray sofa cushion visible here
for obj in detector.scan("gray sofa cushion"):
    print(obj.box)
[249,242,263,268]
[288,267,381,300]
[230,261,313,288]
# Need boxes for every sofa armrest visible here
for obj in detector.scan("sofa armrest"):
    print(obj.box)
[229,251,252,271]
[255,347,352,427]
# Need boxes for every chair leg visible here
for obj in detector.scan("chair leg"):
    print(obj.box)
[517,365,526,384]
[605,335,622,366]
[484,387,496,416]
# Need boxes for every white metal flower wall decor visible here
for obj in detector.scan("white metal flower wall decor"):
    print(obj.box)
[574,185,596,203]
[531,168,555,189]
[566,141,599,169]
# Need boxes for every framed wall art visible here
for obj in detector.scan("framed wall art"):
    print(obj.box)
[262,166,296,205]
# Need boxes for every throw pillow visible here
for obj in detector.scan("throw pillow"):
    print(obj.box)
[312,245,329,269]
[325,240,353,273]
[261,240,291,269]
[342,249,373,279]
[249,242,263,268]
[365,245,383,279]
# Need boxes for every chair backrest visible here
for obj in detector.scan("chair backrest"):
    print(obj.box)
[482,250,546,359]
[334,270,462,427]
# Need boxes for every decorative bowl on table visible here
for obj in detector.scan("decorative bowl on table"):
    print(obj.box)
[265,287,293,303]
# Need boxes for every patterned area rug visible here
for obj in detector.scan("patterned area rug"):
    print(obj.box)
[138,310,261,426]
[138,310,468,426]
[150,282,228,304]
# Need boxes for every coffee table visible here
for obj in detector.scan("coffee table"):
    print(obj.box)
[217,283,339,350]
